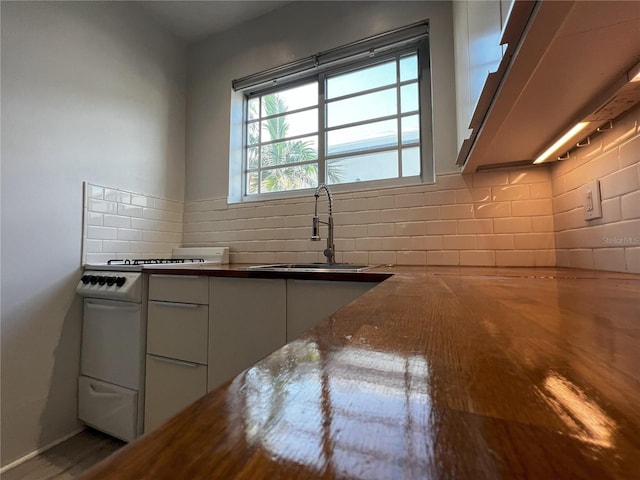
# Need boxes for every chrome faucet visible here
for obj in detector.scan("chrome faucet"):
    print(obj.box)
[311,184,335,264]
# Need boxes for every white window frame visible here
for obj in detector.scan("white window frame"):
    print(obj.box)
[228,23,433,204]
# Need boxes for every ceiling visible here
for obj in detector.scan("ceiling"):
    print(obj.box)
[134,1,291,43]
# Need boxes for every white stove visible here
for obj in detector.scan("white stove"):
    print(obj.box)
[75,247,227,441]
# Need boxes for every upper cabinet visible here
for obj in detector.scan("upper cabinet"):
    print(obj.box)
[454,0,640,172]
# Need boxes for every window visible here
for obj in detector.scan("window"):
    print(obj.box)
[232,22,432,200]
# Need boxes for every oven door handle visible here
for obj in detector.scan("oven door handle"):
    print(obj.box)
[85,301,140,312]
[89,383,122,399]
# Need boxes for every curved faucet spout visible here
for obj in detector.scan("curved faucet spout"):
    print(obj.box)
[311,184,336,264]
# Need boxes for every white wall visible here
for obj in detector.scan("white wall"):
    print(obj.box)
[185,1,457,202]
[0,1,186,466]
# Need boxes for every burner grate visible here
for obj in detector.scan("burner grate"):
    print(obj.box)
[107,258,206,266]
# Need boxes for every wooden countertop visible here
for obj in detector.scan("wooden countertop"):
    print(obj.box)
[81,266,640,480]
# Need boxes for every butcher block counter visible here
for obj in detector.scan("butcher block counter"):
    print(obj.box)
[80,266,640,480]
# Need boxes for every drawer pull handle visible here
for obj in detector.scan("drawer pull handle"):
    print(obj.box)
[150,301,199,308]
[151,355,200,368]
[151,274,201,279]
[89,383,122,399]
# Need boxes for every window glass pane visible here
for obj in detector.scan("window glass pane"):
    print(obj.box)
[402,147,420,177]
[327,151,398,184]
[327,119,397,156]
[261,136,318,167]
[327,60,396,99]
[246,172,259,195]
[400,54,418,82]
[402,114,419,144]
[327,88,397,128]
[247,97,260,121]
[247,121,260,145]
[401,83,419,113]
[261,82,318,113]
[261,164,318,193]
[247,146,260,169]
[261,109,317,142]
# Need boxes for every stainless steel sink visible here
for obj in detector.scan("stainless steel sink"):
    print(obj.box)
[246,263,374,273]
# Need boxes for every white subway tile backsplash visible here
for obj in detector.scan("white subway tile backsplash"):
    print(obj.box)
[491,184,529,202]
[493,217,531,234]
[511,199,552,217]
[396,250,427,265]
[118,191,131,204]
[82,183,184,264]
[103,214,131,228]
[445,235,476,250]
[474,202,511,218]
[368,251,396,266]
[621,191,640,219]
[440,204,474,219]
[117,228,143,241]
[496,250,535,267]
[458,219,493,234]
[473,171,509,187]
[619,135,640,168]
[102,240,130,253]
[427,250,459,266]
[625,247,640,273]
[460,250,495,266]
[88,199,117,214]
[87,226,117,240]
[410,236,443,250]
[84,239,102,253]
[118,204,144,218]
[600,165,640,199]
[87,212,103,226]
[104,189,118,202]
[131,195,152,207]
[476,234,514,250]
[87,185,104,199]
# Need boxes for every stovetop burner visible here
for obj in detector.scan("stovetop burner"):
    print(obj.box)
[107,258,206,266]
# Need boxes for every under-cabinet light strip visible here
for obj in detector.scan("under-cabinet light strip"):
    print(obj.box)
[533,121,590,164]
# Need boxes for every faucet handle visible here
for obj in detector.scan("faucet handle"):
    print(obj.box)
[311,216,321,241]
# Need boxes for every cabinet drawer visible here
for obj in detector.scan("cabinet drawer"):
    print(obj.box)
[147,301,208,364]
[148,275,208,304]
[144,354,207,433]
[78,376,138,442]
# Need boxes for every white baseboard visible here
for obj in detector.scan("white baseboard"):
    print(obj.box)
[0,427,86,474]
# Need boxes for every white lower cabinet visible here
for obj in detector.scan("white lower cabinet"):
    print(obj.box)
[144,274,209,433]
[143,354,207,432]
[208,277,286,391]
[286,279,378,341]
[143,274,380,432]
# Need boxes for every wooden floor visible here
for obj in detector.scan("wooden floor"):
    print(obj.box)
[2,429,123,480]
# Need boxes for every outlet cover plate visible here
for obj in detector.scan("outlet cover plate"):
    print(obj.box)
[583,180,602,220]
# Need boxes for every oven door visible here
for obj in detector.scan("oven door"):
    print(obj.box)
[81,298,143,390]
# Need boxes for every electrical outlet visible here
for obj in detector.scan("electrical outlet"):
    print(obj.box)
[583,180,602,220]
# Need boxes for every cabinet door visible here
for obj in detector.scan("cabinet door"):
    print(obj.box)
[208,277,286,391]
[286,280,378,342]
[144,354,207,433]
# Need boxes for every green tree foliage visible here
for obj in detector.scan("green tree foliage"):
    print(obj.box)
[248,93,343,194]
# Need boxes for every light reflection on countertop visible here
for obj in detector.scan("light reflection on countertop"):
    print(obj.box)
[539,372,616,449]
[235,339,431,478]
